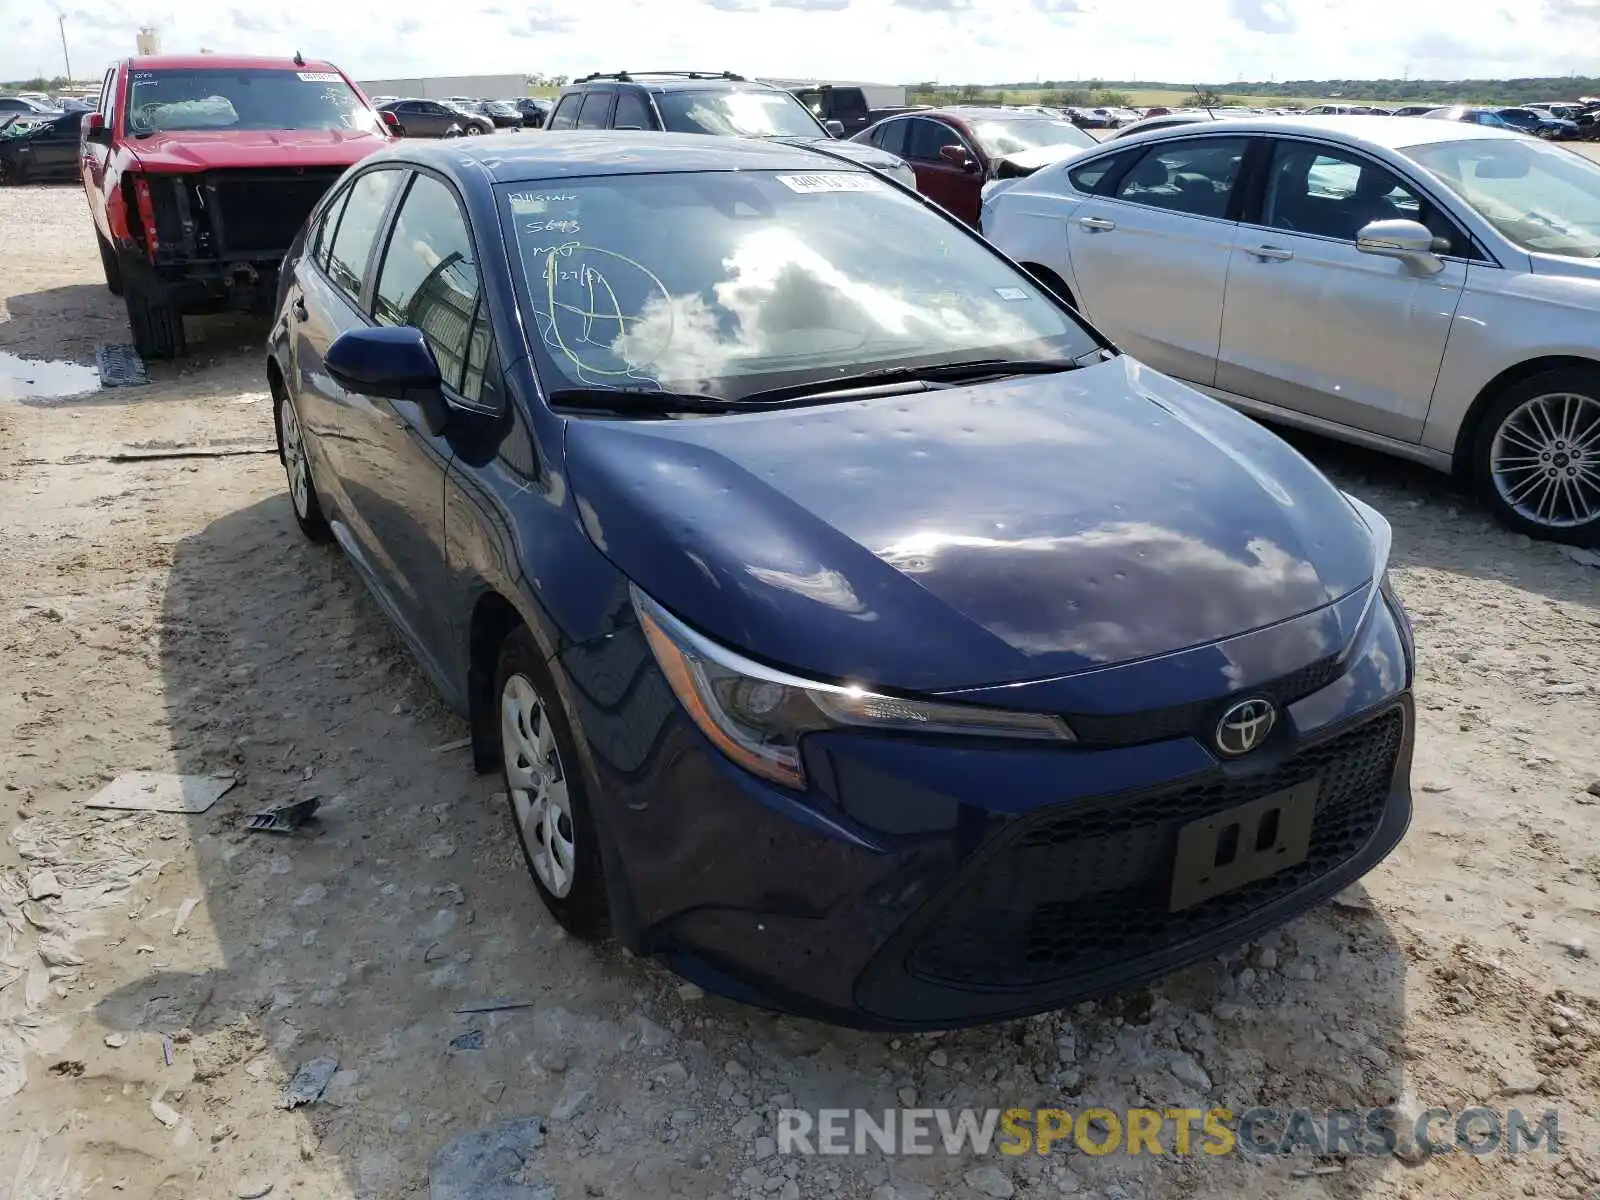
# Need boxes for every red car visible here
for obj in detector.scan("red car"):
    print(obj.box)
[82,54,395,358]
[851,106,1096,225]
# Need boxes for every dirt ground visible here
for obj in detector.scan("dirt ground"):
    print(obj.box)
[2,185,1599,1200]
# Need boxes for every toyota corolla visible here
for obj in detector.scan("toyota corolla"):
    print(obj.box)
[267,133,1415,1029]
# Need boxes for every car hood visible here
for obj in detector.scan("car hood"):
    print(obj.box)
[125,127,389,173]
[992,142,1096,174]
[769,135,906,170]
[564,357,1377,692]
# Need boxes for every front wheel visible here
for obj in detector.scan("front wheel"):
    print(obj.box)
[1473,367,1600,546]
[123,282,184,358]
[495,628,610,940]
[465,125,483,136]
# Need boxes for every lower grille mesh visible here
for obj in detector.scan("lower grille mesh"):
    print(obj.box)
[907,708,1405,990]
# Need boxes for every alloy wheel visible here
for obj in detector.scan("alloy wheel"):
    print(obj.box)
[279,397,310,519]
[502,673,576,898]
[1489,391,1600,530]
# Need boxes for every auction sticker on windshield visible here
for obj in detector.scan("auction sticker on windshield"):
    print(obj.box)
[775,174,884,194]
[297,72,343,83]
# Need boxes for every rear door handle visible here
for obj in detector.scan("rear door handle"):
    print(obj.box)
[1078,216,1116,232]
[1248,245,1294,261]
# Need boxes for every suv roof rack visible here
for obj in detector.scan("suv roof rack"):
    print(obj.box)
[574,70,746,84]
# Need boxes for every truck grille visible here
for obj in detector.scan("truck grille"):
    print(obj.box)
[203,169,345,256]
[906,707,1405,990]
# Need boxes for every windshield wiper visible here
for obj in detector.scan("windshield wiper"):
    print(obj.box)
[731,357,1085,405]
[546,387,742,415]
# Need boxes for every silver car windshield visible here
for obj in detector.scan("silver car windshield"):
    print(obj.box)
[1403,138,1600,258]
[501,170,1094,398]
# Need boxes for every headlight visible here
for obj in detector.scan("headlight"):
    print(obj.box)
[632,585,1074,789]
[1340,491,1396,637]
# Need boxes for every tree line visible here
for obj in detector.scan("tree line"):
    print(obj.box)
[911,76,1600,108]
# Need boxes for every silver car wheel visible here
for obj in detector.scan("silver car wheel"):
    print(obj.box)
[1490,391,1600,529]
[279,397,310,519]
[502,673,575,898]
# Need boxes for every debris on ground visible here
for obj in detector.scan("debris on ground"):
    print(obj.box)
[429,1116,552,1200]
[246,798,321,834]
[85,771,237,813]
[280,1056,340,1110]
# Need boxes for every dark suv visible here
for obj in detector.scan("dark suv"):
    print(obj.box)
[546,71,915,187]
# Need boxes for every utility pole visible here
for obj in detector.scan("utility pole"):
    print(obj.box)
[58,14,73,82]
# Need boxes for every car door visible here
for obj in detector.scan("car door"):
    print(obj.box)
[30,115,80,178]
[291,166,405,557]
[1214,138,1469,443]
[1064,134,1251,385]
[903,117,981,224]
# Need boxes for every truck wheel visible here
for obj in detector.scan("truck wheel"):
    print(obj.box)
[97,232,123,297]
[124,282,185,359]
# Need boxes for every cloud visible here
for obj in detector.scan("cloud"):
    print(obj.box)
[508,12,578,35]
[891,0,972,10]
[1033,0,1086,11]
[229,10,279,33]
[705,0,763,10]
[1227,0,1297,32]
[394,17,423,33]
[770,0,851,9]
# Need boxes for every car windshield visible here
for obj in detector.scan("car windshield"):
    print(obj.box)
[1405,138,1600,258]
[966,117,1096,157]
[125,68,382,134]
[500,170,1096,402]
[654,91,823,139]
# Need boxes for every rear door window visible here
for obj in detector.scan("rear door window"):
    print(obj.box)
[576,91,613,129]
[373,172,485,395]
[905,118,965,164]
[548,95,580,129]
[310,185,350,270]
[325,168,401,304]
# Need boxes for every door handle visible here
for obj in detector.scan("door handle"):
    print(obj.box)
[291,296,308,321]
[1248,245,1294,261]
[1078,216,1116,232]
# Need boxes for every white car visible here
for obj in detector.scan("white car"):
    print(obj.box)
[982,116,1600,544]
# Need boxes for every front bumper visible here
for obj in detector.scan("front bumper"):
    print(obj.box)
[559,587,1415,1030]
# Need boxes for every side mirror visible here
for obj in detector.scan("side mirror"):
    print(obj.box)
[1356,219,1445,274]
[82,112,109,143]
[939,143,976,171]
[824,118,845,137]
[326,327,449,432]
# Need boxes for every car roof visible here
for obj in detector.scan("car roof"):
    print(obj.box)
[364,130,867,184]
[568,74,776,95]
[1113,114,1527,150]
[126,54,342,72]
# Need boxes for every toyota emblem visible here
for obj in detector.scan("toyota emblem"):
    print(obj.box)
[1215,698,1276,757]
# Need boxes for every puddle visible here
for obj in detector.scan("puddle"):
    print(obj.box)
[0,350,102,402]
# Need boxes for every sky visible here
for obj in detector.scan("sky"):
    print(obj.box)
[3,0,1596,88]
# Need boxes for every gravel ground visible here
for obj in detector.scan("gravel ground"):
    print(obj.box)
[2,185,1600,1200]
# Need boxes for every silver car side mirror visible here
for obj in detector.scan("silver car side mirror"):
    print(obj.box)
[1356,218,1445,274]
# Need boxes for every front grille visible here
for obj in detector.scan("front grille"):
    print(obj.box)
[907,707,1404,990]
[1065,654,1342,748]
[204,169,345,256]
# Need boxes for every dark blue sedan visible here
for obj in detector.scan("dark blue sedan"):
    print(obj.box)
[267,133,1415,1029]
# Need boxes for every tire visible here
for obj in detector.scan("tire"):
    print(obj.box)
[275,389,333,543]
[1472,366,1600,547]
[123,282,185,359]
[97,231,123,297]
[465,125,483,136]
[495,627,610,940]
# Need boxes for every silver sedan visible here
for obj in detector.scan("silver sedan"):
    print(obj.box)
[981,116,1600,545]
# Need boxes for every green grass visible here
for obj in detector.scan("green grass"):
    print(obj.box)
[917,87,1418,110]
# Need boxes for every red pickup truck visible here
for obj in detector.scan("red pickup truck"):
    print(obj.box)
[82,54,394,358]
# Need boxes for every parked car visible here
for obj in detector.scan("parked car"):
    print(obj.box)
[0,96,56,116]
[377,98,495,137]
[472,99,523,129]
[0,110,87,184]
[1390,105,1438,117]
[1423,106,1517,130]
[1527,102,1583,120]
[267,131,1415,1028]
[1577,103,1600,140]
[1109,111,1217,139]
[1494,106,1579,140]
[982,115,1600,544]
[514,98,551,127]
[546,72,915,188]
[81,53,394,358]
[784,82,923,137]
[854,106,1096,225]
